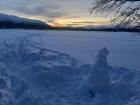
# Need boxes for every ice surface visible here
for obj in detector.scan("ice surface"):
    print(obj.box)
[0,30,140,70]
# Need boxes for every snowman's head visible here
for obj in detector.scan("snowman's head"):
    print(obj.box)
[98,47,109,56]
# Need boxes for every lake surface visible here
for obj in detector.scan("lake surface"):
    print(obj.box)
[0,30,140,70]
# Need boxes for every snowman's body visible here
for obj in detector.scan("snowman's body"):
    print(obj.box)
[88,47,110,93]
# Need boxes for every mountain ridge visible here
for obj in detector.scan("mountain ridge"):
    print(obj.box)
[0,13,51,29]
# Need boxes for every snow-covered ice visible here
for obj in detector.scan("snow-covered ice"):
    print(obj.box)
[0,29,139,105]
[0,30,140,70]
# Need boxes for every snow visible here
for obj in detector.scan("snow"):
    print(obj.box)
[0,30,140,70]
[0,13,46,24]
[0,29,139,105]
[88,47,111,93]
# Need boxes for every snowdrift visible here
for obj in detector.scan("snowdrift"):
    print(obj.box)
[0,35,139,105]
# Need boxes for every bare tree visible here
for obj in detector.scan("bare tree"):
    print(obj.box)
[90,0,140,25]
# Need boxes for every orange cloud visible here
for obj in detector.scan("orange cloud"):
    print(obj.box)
[48,17,110,27]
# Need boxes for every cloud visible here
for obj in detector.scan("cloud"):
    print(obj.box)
[0,0,110,26]
[16,4,66,18]
[0,0,66,18]
[70,20,109,25]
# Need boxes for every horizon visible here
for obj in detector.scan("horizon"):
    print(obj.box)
[0,0,111,27]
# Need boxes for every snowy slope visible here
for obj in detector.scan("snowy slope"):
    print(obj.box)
[0,29,139,105]
[0,13,46,24]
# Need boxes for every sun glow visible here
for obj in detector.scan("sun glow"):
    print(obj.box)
[48,17,110,27]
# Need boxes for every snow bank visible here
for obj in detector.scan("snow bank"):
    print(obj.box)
[0,30,139,105]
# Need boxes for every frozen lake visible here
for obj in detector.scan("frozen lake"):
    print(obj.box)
[0,30,140,70]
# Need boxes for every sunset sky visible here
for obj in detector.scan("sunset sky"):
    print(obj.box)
[0,0,111,27]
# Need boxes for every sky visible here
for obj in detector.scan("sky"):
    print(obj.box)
[0,0,111,27]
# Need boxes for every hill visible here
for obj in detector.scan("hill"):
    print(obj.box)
[0,13,51,29]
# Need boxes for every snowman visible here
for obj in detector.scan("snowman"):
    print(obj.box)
[88,47,111,96]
